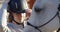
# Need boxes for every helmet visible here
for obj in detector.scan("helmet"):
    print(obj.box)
[8,0,26,14]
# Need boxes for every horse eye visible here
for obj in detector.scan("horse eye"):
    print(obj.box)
[34,7,42,12]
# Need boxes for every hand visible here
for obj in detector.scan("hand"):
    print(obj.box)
[25,9,32,20]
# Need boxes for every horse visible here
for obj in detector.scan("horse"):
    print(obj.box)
[24,0,60,32]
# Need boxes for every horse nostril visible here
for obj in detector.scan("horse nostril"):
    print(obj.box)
[34,7,41,12]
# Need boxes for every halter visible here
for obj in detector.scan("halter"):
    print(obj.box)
[27,4,60,32]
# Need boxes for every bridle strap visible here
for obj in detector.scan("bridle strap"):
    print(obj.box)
[27,22,42,32]
[37,12,58,28]
[27,11,58,32]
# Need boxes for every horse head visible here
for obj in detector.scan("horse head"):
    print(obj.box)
[24,0,60,32]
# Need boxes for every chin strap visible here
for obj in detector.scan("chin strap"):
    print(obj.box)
[13,19,22,25]
[12,18,24,28]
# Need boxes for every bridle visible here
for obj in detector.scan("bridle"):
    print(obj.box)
[27,4,60,32]
[27,11,58,32]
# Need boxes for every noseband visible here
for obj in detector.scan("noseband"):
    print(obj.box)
[27,4,60,32]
